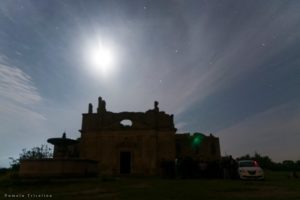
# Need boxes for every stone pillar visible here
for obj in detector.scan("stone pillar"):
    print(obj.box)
[97,97,106,113]
[88,103,93,114]
[154,101,159,112]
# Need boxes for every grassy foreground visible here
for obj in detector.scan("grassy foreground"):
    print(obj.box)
[0,171,299,200]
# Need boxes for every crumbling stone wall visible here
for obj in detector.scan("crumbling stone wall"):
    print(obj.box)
[19,159,98,178]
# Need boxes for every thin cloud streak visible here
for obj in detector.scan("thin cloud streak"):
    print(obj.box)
[0,62,46,124]
[0,63,41,105]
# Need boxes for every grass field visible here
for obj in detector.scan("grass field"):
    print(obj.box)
[0,171,299,200]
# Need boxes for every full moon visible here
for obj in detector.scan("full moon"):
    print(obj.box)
[86,40,117,76]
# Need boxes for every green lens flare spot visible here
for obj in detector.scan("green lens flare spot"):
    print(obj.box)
[191,133,204,149]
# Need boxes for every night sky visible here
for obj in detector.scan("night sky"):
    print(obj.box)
[1,0,300,167]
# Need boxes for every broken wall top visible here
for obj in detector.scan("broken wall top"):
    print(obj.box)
[81,97,176,132]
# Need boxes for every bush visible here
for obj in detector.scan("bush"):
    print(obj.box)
[9,144,52,171]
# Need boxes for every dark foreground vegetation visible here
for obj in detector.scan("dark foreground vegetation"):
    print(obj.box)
[0,170,299,200]
[2,149,299,199]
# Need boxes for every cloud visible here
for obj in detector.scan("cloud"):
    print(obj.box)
[0,63,41,105]
[158,1,300,117]
[77,2,300,138]
[217,100,300,162]
[0,61,45,121]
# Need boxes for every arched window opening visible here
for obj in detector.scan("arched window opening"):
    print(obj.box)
[120,119,133,127]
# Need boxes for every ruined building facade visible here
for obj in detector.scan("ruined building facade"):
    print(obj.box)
[80,97,176,175]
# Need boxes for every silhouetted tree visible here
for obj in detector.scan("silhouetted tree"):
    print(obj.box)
[9,144,52,170]
[296,160,300,171]
[282,160,295,171]
[237,153,300,171]
[253,152,275,169]
[237,154,251,160]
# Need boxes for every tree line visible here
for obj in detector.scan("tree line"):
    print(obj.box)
[237,152,300,171]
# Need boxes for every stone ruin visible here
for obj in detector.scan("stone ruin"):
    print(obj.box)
[19,97,220,177]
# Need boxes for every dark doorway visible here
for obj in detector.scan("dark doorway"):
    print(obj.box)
[120,151,131,174]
